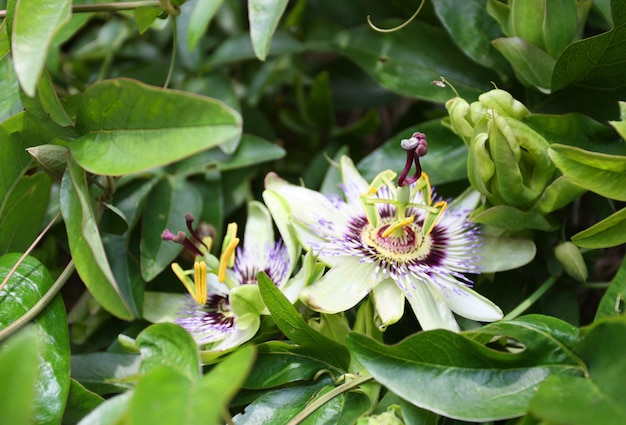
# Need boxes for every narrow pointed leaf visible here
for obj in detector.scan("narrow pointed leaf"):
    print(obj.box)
[66,79,242,176]
[571,207,626,248]
[60,156,137,320]
[188,0,225,50]
[548,144,626,201]
[595,256,626,320]
[258,272,351,370]
[248,0,288,60]
[11,0,71,96]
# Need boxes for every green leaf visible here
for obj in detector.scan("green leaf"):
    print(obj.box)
[0,253,71,425]
[188,0,225,50]
[61,379,104,425]
[74,392,132,425]
[529,317,626,425]
[134,7,163,34]
[595,256,626,320]
[208,31,305,66]
[571,207,626,248]
[0,172,51,255]
[243,341,342,389]
[0,56,23,122]
[548,144,626,201]
[334,22,501,103]
[534,175,586,214]
[0,20,9,60]
[552,0,626,92]
[70,353,140,395]
[66,78,242,176]
[492,37,555,89]
[140,176,202,281]
[471,204,558,231]
[27,69,74,127]
[168,134,285,176]
[0,325,41,425]
[136,322,201,381]
[233,378,332,424]
[433,0,511,72]
[11,0,71,96]
[358,119,468,185]
[248,0,289,61]
[258,272,351,370]
[347,315,584,422]
[305,386,371,424]
[60,155,138,320]
[610,100,626,140]
[129,346,255,425]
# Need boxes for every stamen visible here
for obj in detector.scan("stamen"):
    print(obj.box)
[193,260,207,305]
[382,216,415,238]
[218,236,240,283]
[161,229,204,257]
[422,200,448,235]
[172,263,197,302]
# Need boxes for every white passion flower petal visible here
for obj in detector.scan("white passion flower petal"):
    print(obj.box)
[244,201,275,259]
[371,278,405,329]
[403,279,459,331]
[299,257,380,314]
[432,274,503,322]
[339,156,370,206]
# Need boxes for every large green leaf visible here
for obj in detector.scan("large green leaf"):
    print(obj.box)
[60,155,139,320]
[358,119,468,185]
[66,79,242,176]
[140,175,203,281]
[595,256,626,320]
[128,346,255,425]
[11,0,71,96]
[334,22,501,103]
[248,0,289,61]
[258,272,351,371]
[136,322,201,381]
[552,0,626,93]
[0,172,51,254]
[0,325,41,425]
[0,253,70,425]
[347,315,584,421]
[548,144,626,201]
[529,317,626,425]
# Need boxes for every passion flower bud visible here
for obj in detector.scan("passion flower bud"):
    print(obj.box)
[444,97,474,145]
[554,241,588,282]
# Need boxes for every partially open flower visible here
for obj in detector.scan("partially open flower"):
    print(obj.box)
[161,201,301,351]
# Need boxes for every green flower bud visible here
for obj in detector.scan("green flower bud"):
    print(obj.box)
[554,241,588,282]
[478,89,529,120]
[357,405,404,425]
[444,97,474,145]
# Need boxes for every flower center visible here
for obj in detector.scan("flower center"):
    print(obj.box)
[361,218,433,262]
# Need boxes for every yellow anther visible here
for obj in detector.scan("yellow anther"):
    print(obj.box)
[172,263,196,302]
[420,172,432,205]
[193,261,207,305]
[218,237,240,283]
[422,200,448,235]
[382,215,415,238]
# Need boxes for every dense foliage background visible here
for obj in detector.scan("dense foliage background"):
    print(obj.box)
[1,0,626,423]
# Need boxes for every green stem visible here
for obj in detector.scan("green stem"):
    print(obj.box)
[0,1,161,18]
[0,260,75,342]
[503,276,557,321]
[286,375,374,425]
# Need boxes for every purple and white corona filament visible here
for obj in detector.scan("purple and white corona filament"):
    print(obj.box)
[264,134,503,331]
